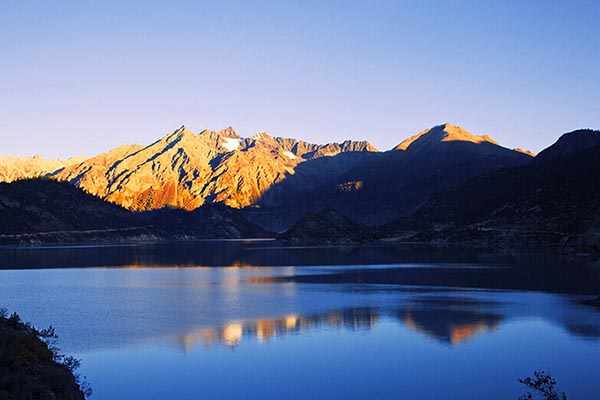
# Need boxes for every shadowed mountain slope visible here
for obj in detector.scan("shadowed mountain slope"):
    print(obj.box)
[137,205,269,239]
[415,132,600,229]
[405,130,600,250]
[249,123,532,230]
[535,129,600,161]
[0,179,136,237]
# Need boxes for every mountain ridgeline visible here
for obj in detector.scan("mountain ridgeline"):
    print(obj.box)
[0,123,532,229]
[249,124,532,229]
[1,123,598,251]
[53,126,377,212]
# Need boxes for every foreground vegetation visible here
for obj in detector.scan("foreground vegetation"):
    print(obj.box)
[518,370,567,400]
[0,309,91,400]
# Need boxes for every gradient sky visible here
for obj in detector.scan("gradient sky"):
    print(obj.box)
[1,0,599,158]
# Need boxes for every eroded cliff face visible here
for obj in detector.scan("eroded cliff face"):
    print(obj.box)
[52,126,377,211]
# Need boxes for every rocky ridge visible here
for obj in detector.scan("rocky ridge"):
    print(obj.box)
[52,126,378,211]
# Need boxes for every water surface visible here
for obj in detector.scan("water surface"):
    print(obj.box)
[1,241,599,399]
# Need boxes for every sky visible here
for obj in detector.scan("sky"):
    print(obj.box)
[1,0,599,158]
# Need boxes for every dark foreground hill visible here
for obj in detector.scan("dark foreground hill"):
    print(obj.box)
[278,209,371,244]
[0,179,269,244]
[0,179,143,243]
[137,204,269,239]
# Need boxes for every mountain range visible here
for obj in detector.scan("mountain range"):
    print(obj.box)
[0,123,532,231]
[2,123,599,252]
[280,128,600,252]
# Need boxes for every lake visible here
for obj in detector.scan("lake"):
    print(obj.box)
[1,240,599,399]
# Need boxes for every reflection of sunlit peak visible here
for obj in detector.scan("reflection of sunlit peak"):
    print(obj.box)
[284,314,299,329]
[228,261,251,269]
[348,313,379,331]
[256,319,277,343]
[450,322,497,345]
[402,310,500,347]
[178,327,219,352]
[222,322,243,346]
[403,313,418,331]
[199,328,219,347]
[326,313,343,327]
[174,308,382,352]
[179,334,195,352]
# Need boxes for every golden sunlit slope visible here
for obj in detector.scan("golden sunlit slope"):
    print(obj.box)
[0,155,87,183]
[54,126,378,211]
[55,144,144,199]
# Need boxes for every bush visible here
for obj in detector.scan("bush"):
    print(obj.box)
[518,370,567,400]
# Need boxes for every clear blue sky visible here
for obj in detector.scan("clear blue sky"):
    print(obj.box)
[1,0,599,158]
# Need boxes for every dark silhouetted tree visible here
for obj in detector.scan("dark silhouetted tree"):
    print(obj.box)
[518,370,567,400]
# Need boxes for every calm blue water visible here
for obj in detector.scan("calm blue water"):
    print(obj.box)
[1,241,599,399]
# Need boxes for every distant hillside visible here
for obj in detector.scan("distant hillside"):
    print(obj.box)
[3,126,600,252]
[279,209,370,244]
[138,205,269,239]
[0,179,138,240]
[0,179,269,244]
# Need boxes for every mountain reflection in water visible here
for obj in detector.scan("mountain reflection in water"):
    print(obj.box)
[174,306,504,351]
[402,309,500,346]
[176,308,379,350]
[2,242,600,400]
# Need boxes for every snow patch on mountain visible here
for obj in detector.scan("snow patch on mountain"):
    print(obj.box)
[283,151,297,160]
[221,137,242,151]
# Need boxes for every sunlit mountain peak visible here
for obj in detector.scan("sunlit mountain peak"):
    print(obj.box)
[394,123,501,151]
